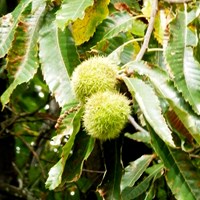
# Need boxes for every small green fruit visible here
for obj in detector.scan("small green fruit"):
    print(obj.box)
[83,91,131,140]
[71,56,118,102]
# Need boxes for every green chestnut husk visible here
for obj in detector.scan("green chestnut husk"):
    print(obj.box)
[71,56,118,103]
[83,91,131,140]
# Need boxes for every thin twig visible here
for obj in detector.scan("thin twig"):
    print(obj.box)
[82,169,105,174]
[147,48,163,52]
[0,100,52,135]
[190,154,200,159]
[136,0,158,61]
[12,162,23,180]
[128,115,148,133]
[14,134,46,179]
[0,183,28,199]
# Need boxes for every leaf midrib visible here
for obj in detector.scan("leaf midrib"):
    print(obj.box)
[15,4,45,79]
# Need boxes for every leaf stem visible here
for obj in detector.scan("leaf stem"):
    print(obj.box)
[136,0,158,61]
[147,48,163,52]
[128,115,148,134]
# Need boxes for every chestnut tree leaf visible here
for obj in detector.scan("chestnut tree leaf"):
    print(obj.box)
[1,4,46,109]
[0,0,32,58]
[39,12,80,107]
[121,154,155,191]
[165,9,200,115]
[150,126,200,200]
[56,0,94,30]
[61,131,95,183]
[125,61,200,145]
[72,0,110,45]
[45,107,83,190]
[97,140,122,200]
[124,77,176,148]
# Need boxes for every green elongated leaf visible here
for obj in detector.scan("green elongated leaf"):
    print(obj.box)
[124,77,176,148]
[72,0,109,45]
[103,12,139,40]
[125,132,151,144]
[1,4,46,108]
[90,12,143,47]
[165,9,200,114]
[45,159,63,191]
[108,38,142,65]
[150,125,200,200]
[120,42,138,65]
[141,0,152,18]
[144,183,155,200]
[50,102,80,146]
[0,0,32,58]
[45,107,83,190]
[39,12,80,107]
[144,166,166,200]
[154,9,171,45]
[94,34,127,55]
[131,19,146,37]
[122,163,164,200]
[125,61,200,145]
[97,140,122,200]
[62,131,95,183]
[121,154,155,191]
[56,0,94,30]
[32,0,46,12]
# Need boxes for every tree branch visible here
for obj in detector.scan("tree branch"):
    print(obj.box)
[14,134,46,179]
[136,0,158,61]
[0,183,28,199]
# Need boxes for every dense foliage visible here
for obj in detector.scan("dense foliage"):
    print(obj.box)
[1,0,200,199]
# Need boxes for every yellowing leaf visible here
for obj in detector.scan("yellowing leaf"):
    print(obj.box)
[142,0,153,18]
[72,0,110,45]
[154,9,173,45]
[56,0,94,30]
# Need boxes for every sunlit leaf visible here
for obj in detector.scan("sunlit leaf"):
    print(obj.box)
[39,12,80,107]
[165,9,200,114]
[45,159,63,190]
[154,9,172,45]
[142,0,153,18]
[125,61,200,145]
[108,37,141,65]
[1,4,46,108]
[56,0,94,30]
[72,0,109,45]
[103,12,139,40]
[131,19,146,37]
[32,0,46,12]
[124,77,176,148]
[125,132,151,144]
